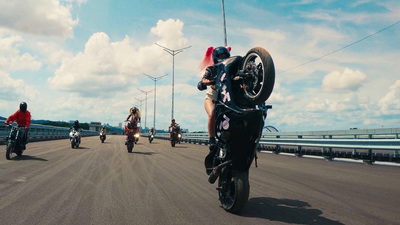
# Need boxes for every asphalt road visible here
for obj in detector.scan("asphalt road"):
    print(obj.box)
[0,135,399,225]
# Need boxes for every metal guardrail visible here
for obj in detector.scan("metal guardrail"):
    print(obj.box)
[0,120,98,144]
[150,128,400,164]
[2,119,399,164]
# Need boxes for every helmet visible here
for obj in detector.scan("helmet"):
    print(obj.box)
[212,46,230,64]
[171,119,175,123]
[130,107,137,114]
[74,120,79,126]
[19,102,27,113]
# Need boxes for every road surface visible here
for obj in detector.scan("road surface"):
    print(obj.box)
[1,135,399,225]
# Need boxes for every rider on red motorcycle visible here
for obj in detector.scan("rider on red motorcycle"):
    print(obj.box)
[124,107,141,144]
[4,102,31,150]
[197,46,231,174]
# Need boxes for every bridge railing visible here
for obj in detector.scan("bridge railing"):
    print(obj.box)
[151,128,400,164]
[0,120,98,144]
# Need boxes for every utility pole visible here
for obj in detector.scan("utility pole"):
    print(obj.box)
[143,73,168,130]
[155,43,191,121]
[221,0,227,46]
[137,88,153,130]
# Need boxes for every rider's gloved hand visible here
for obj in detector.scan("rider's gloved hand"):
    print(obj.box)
[197,81,207,90]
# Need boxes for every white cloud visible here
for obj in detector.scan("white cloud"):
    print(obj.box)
[35,41,72,65]
[150,19,189,49]
[322,67,366,91]
[48,19,190,97]
[0,0,78,39]
[379,79,400,114]
[0,71,38,101]
[0,33,42,71]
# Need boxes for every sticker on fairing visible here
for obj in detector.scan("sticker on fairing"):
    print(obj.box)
[221,85,231,103]
[223,114,230,121]
[220,73,226,81]
[222,120,229,130]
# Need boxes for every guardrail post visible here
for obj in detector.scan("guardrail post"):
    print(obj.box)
[394,134,399,158]
[274,135,281,154]
[295,135,302,157]
[363,134,375,165]
[322,135,326,155]
[323,135,334,161]
[352,134,359,159]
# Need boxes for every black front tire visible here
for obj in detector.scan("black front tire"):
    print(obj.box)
[237,47,275,106]
[218,171,250,214]
[127,141,134,152]
[6,142,13,160]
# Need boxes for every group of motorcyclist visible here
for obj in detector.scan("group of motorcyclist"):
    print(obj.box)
[3,103,181,152]
[4,46,230,175]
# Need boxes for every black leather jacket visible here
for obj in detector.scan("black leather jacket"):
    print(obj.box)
[197,66,218,91]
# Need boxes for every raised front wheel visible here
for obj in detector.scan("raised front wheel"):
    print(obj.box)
[238,47,275,106]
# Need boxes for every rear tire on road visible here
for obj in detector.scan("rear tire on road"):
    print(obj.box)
[218,171,250,214]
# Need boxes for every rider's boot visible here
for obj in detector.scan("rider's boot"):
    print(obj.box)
[204,137,217,175]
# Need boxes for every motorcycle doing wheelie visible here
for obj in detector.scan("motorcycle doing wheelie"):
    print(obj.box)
[5,124,27,160]
[69,127,81,148]
[206,47,275,214]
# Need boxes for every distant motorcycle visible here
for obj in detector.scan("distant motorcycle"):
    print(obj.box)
[169,125,181,147]
[69,127,81,148]
[5,124,26,160]
[148,134,154,143]
[99,130,106,143]
[134,132,139,144]
[178,133,182,144]
[125,123,137,153]
[206,47,275,213]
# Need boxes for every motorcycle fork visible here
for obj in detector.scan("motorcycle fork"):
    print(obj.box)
[15,129,21,151]
[217,165,233,193]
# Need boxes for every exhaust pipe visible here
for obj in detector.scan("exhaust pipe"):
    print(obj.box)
[208,160,232,184]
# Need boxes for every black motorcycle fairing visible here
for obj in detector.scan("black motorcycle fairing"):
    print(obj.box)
[215,105,264,171]
[214,55,266,172]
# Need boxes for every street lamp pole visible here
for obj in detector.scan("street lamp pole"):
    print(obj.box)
[221,0,228,46]
[155,43,191,121]
[143,73,167,130]
[137,88,153,130]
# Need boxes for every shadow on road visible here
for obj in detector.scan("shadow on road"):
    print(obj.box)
[172,145,187,149]
[241,197,344,225]
[73,146,90,150]
[12,155,48,161]
[130,151,156,155]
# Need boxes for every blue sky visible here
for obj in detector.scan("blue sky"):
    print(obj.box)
[1,0,399,132]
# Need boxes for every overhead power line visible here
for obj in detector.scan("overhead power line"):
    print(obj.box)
[280,20,400,74]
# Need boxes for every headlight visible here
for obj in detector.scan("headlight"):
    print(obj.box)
[134,134,140,138]
[178,134,182,138]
